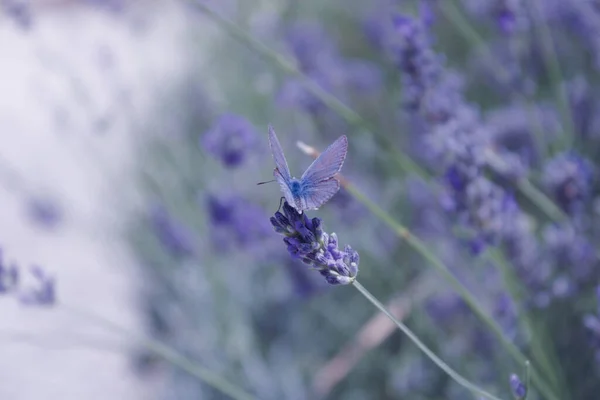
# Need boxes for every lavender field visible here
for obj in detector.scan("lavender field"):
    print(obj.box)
[1,1,600,399]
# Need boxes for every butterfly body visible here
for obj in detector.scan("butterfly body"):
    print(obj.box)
[268,126,347,213]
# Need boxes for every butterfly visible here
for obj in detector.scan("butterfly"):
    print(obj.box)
[268,125,348,213]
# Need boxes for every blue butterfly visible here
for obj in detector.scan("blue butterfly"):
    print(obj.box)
[268,126,348,213]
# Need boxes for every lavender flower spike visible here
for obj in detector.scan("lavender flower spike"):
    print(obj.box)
[509,373,527,400]
[270,201,358,285]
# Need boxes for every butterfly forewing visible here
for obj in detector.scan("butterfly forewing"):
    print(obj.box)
[268,126,291,181]
[301,135,348,183]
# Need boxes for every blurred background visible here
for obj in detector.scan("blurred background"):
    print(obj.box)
[0,0,599,399]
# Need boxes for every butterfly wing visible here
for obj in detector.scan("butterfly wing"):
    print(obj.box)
[274,168,297,208]
[269,126,297,207]
[300,135,348,183]
[299,177,340,210]
[268,126,291,181]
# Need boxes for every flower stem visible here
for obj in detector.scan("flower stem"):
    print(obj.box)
[62,304,256,400]
[352,280,505,400]
[344,184,560,400]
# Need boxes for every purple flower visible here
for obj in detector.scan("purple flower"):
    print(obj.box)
[486,106,535,162]
[543,224,595,284]
[425,293,467,326]
[461,0,529,34]
[395,13,513,250]
[270,201,358,285]
[392,14,445,115]
[19,266,55,306]
[206,194,271,249]
[444,174,515,251]
[0,253,18,294]
[509,373,527,399]
[25,197,63,229]
[1,0,32,30]
[200,114,258,168]
[542,152,594,215]
[557,2,600,70]
[0,251,55,306]
[149,205,196,258]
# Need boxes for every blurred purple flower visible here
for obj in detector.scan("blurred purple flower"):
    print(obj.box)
[0,252,19,294]
[206,194,271,249]
[460,0,529,34]
[1,0,32,29]
[444,173,515,252]
[425,292,467,326]
[543,224,595,283]
[149,205,196,258]
[391,14,444,115]
[285,22,337,73]
[25,197,63,229]
[557,2,600,70]
[485,104,561,171]
[542,152,594,215]
[200,114,258,168]
[270,201,358,285]
[19,266,55,306]
[0,251,55,306]
[278,22,382,114]
[509,373,527,399]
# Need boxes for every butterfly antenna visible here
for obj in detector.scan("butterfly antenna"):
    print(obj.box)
[257,179,275,185]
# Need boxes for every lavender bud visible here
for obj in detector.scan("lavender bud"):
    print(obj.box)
[509,373,527,399]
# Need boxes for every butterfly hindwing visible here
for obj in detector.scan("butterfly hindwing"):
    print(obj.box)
[301,135,347,183]
[301,177,340,210]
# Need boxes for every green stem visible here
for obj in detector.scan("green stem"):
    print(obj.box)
[344,184,560,400]
[63,304,256,400]
[516,178,568,222]
[352,280,505,400]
